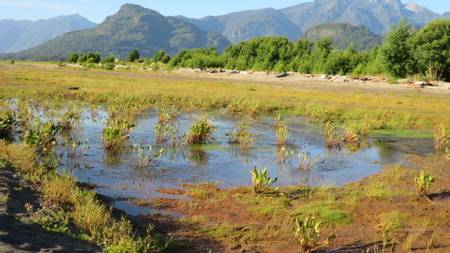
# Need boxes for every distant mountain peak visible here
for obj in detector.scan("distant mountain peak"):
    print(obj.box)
[405,1,422,13]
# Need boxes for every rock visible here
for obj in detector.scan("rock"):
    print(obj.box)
[229,70,239,74]
[276,72,289,78]
[397,79,411,84]
[305,74,313,78]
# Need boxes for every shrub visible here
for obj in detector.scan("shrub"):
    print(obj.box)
[185,116,216,144]
[128,49,140,62]
[251,167,277,194]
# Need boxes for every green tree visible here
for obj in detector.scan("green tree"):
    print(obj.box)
[153,50,171,64]
[67,53,79,63]
[381,21,415,78]
[128,49,140,62]
[412,19,450,81]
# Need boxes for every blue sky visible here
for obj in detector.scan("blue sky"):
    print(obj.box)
[0,0,449,22]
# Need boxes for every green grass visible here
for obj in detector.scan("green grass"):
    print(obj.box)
[292,202,352,225]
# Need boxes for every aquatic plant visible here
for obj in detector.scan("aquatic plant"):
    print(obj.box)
[65,137,89,158]
[155,109,179,144]
[59,108,81,131]
[134,145,164,168]
[251,167,277,194]
[275,115,290,147]
[102,118,135,150]
[294,216,334,253]
[298,151,321,171]
[24,120,61,151]
[0,111,17,138]
[185,116,216,144]
[414,170,435,199]
[323,122,344,150]
[228,122,255,148]
[433,122,448,151]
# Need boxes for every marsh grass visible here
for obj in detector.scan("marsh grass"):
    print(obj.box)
[185,115,216,144]
[228,121,255,148]
[0,110,17,138]
[433,122,448,151]
[378,212,407,250]
[298,151,321,171]
[275,115,290,147]
[323,122,344,150]
[134,145,164,168]
[102,117,135,150]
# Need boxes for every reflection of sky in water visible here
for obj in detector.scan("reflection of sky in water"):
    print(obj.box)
[56,109,434,215]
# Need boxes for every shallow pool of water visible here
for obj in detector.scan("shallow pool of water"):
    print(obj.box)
[55,109,433,215]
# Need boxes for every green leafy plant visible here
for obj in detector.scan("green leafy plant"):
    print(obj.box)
[251,167,278,194]
[24,120,61,151]
[228,122,255,148]
[185,116,216,144]
[294,216,335,253]
[414,170,435,199]
[102,118,135,150]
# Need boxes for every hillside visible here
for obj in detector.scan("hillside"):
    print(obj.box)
[177,8,301,43]
[181,0,444,42]
[9,4,230,60]
[304,23,383,51]
[0,14,96,53]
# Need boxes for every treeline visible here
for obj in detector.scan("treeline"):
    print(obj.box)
[67,19,450,81]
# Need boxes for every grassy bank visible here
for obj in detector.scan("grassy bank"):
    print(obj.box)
[0,62,449,137]
[0,140,170,252]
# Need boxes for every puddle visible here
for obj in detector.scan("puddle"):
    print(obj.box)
[54,109,434,216]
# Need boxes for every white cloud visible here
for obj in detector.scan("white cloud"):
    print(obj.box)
[0,0,76,10]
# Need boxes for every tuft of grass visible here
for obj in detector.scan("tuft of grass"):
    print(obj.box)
[414,170,435,199]
[228,121,255,148]
[364,181,396,199]
[379,211,407,249]
[251,167,278,195]
[293,202,351,225]
[275,114,290,147]
[433,122,448,151]
[323,122,344,150]
[185,115,216,144]
[102,117,134,150]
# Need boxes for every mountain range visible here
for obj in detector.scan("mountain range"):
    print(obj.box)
[179,0,444,43]
[0,14,95,53]
[1,0,449,59]
[8,4,230,60]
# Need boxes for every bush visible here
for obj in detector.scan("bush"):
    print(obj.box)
[128,49,140,62]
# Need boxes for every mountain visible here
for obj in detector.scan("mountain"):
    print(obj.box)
[0,14,96,53]
[305,23,383,51]
[181,0,444,43]
[10,4,230,60]
[444,12,450,18]
[176,8,301,43]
